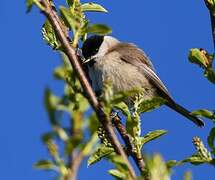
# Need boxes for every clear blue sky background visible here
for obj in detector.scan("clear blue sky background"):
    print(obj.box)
[1,0,215,179]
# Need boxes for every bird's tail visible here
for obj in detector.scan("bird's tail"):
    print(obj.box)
[166,101,204,127]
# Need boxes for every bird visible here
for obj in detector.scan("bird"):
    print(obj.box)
[81,35,204,127]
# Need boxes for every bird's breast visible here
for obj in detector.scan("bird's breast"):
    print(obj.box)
[87,54,157,99]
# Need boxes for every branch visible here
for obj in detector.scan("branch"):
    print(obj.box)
[69,151,84,180]
[38,0,136,179]
[204,0,215,50]
[111,115,146,173]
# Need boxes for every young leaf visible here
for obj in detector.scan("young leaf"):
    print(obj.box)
[146,154,170,180]
[60,6,80,33]
[81,3,108,13]
[207,127,215,153]
[44,88,61,125]
[108,169,126,179]
[138,130,167,148]
[166,160,178,169]
[113,102,131,120]
[66,0,74,7]
[137,97,166,114]
[42,20,59,49]
[34,160,56,170]
[26,0,44,12]
[188,48,208,68]
[192,109,215,120]
[179,154,207,165]
[26,0,34,12]
[193,137,212,161]
[87,145,114,166]
[82,133,99,156]
[86,24,112,35]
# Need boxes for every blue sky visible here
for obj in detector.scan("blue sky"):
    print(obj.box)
[1,0,215,179]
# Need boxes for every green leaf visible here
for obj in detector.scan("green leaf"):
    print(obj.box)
[108,169,126,179]
[108,155,129,171]
[34,160,55,170]
[192,109,215,120]
[82,133,99,156]
[81,3,108,13]
[208,127,215,153]
[113,102,131,119]
[60,6,81,33]
[111,89,142,105]
[54,126,69,142]
[166,160,178,169]
[66,0,74,7]
[137,97,166,114]
[86,24,112,35]
[146,154,170,179]
[87,145,114,166]
[26,0,44,12]
[42,20,59,49]
[179,154,207,165]
[26,0,34,12]
[188,48,208,68]
[44,89,61,125]
[184,171,192,180]
[138,130,167,148]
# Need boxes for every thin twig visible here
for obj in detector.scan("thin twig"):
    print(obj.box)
[69,151,84,180]
[204,0,215,50]
[112,115,146,173]
[38,0,137,179]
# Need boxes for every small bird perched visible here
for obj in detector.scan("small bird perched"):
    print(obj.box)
[81,35,204,127]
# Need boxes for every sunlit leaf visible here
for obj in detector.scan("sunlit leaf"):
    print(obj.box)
[179,154,207,165]
[138,130,167,148]
[42,20,59,49]
[81,3,108,13]
[44,89,61,125]
[54,126,69,142]
[88,145,114,166]
[137,97,166,114]
[192,109,215,120]
[166,160,178,169]
[86,24,112,35]
[188,48,208,68]
[146,154,170,180]
[111,89,142,104]
[193,137,212,161]
[34,160,56,170]
[108,169,126,179]
[60,6,81,33]
[82,133,99,156]
[113,102,131,120]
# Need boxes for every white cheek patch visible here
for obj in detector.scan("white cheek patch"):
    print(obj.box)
[97,36,120,57]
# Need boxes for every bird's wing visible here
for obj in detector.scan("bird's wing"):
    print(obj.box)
[108,43,155,71]
[111,43,174,102]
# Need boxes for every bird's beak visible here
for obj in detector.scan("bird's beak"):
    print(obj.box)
[82,55,97,64]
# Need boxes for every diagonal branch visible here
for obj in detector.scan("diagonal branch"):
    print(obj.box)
[111,115,146,173]
[38,0,136,179]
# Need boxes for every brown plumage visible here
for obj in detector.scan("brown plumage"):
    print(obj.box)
[82,35,204,127]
